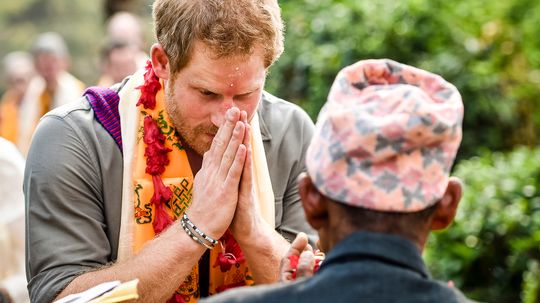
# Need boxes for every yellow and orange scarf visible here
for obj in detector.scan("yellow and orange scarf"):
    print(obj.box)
[116,63,275,302]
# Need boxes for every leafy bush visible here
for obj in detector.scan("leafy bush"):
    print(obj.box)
[266,0,540,158]
[425,147,540,302]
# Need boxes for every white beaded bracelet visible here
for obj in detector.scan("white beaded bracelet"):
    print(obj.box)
[181,213,218,249]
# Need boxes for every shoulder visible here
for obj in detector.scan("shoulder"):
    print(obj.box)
[258,91,314,145]
[45,95,92,120]
[259,91,313,130]
[30,95,119,168]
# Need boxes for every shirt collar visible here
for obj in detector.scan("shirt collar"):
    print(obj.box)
[320,231,429,278]
[256,91,272,141]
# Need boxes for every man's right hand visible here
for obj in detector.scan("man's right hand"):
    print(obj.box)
[187,107,248,240]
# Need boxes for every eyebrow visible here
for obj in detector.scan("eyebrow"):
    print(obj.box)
[189,82,261,96]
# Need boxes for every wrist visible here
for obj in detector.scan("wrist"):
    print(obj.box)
[181,213,218,250]
[233,216,272,248]
[184,210,224,240]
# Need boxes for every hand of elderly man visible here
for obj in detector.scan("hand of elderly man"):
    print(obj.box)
[280,233,316,281]
[188,107,248,240]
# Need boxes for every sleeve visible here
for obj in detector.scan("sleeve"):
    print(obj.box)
[24,115,111,303]
[275,108,318,245]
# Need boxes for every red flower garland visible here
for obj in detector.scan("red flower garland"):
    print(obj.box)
[213,230,246,272]
[137,62,173,234]
[288,253,322,280]
[136,61,161,109]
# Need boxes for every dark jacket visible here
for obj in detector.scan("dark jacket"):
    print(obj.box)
[201,231,474,303]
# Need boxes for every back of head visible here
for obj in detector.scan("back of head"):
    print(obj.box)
[306,59,463,239]
[152,0,284,74]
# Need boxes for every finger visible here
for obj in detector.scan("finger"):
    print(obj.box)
[286,232,309,257]
[241,124,252,183]
[240,110,248,124]
[224,143,247,189]
[296,250,315,279]
[219,121,245,178]
[279,254,295,282]
[280,269,295,282]
[241,110,249,145]
[209,107,240,159]
[279,233,309,282]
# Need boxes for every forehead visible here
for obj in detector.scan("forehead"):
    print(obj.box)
[178,42,267,87]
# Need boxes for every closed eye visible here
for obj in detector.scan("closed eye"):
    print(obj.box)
[236,89,259,99]
[200,89,217,97]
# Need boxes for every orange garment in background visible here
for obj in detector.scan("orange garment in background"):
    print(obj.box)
[0,90,21,144]
[0,88,54,147]
[38,90,52,118]
[17,74,84,155]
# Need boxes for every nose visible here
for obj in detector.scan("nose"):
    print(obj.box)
[210,97,235,127]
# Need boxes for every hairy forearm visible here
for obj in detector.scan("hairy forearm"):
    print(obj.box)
[55,221,206,302]
[236,223,290,284]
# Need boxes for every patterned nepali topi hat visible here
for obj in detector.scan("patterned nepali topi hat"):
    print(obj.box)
[306,59,464,212]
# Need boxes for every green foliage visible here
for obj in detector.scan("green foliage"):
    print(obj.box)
[267,0,540,158]
[522,260,540,303]
[425,147,540,302]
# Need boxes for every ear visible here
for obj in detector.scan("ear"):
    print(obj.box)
[150,43,169,80]
[431,177,463,230]
[298,173,328,230]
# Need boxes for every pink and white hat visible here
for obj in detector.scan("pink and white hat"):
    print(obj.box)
[306,59,463,212]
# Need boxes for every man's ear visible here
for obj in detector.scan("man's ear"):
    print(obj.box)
[431,177,463,230]
[298,173,328,230]
[150,43,169,80]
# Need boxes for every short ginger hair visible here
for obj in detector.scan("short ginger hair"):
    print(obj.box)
[152,0,284,74]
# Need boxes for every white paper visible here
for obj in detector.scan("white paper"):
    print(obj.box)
[54,281,121,303]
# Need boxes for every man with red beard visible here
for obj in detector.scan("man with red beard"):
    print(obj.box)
[200,60,474,303]
[24,1,315,302]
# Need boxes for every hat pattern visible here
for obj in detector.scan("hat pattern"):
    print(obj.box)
[306,59,463,212]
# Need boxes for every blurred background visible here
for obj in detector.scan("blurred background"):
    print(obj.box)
[2,0,540,302]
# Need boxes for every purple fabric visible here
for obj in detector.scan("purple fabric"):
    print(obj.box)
[84,87,123,151]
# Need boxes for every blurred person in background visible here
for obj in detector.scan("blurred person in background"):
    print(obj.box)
[106,11,148,67]
[201,59,474,303]
[97,39,140,87]
[0,52,35,145]
[0,137,30,303]
[17,32,84,155]
[96,11,149,86]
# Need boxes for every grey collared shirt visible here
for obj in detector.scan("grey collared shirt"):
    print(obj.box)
[24,90,316,303]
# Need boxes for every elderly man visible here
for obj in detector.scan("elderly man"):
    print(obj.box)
[25,1,315,302]
[201,59,475,303]
[18,32,84,154]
